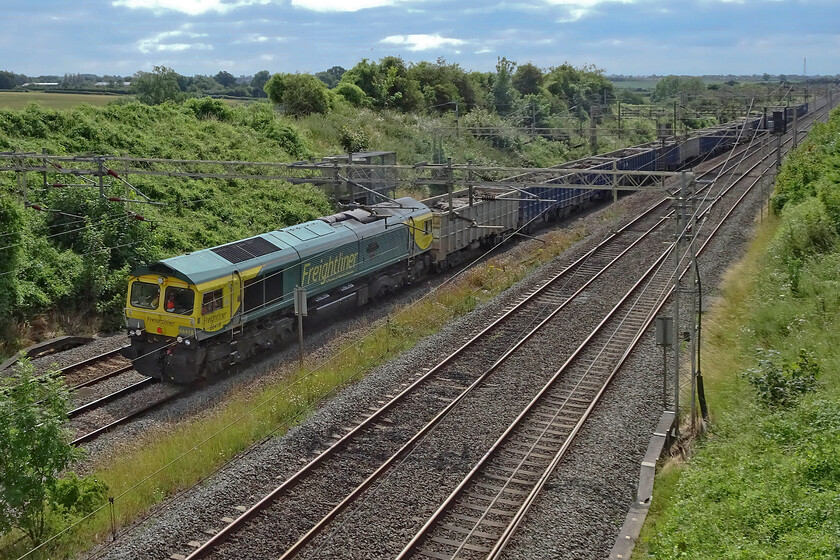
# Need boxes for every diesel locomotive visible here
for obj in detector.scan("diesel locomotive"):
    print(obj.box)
[122,198,434,382]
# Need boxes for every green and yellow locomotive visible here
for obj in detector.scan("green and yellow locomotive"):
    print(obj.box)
[122,197,433,383]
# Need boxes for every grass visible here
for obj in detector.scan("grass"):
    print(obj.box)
[0,92,122,110]
[0,223,587,559]
[634,201,840,555]
[610,79,657,91]
[633,214,780,559]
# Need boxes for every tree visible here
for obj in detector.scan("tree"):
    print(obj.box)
[187,74,224,96]
[315,65,346,88]
[492,57,517,114]
[0,197,22,333]
[544,63,614,116]
[512,62,543,96]
[650,75,704,101]
[214,70,237,88]
[250,70,270,97]
[132,66,183,105]
[340,59,380,101]
[0,70,16,90]
[265,73,332,116]
[0,359,81,543]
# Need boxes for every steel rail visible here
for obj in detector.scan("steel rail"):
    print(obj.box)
[71,388,186,445]
[397,246,673,560]
[486,135,796,560]
[397,100,834,560]
[67,377,157,419]
[59,347,127,376]
[180,126,786,560]
[67,364,135,391]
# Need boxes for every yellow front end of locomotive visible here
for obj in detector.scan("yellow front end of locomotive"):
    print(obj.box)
[125,275,242,339]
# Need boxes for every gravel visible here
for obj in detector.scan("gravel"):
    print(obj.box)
[495,124,815,558]
[88,187,662,560]
[29,333,128,376]
[78,115,822,560]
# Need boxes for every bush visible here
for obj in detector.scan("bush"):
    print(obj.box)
[334,82,370,107]
[339,125,370,153]
[743,348,820,409]
[768,198,838,291]
[184,97,232,121]
[265,73,331,117]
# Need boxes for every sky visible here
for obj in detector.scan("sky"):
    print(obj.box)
[2,0,839,78]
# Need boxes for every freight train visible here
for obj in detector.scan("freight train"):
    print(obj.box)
[122,106,808,382]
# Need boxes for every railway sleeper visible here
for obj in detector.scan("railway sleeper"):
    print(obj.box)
[440,522,500,540]
[465,492,522,507]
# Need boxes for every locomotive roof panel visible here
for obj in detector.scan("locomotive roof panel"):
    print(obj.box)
[135,249,236,286]
[131,197,431,286]
[270,223,358,260]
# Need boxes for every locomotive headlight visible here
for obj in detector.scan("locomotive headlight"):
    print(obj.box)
[177,336,183,343]
[184,339,191,347]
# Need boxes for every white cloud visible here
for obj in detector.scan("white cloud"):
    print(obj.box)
[291,0,417,12]
[137,26,213,53]
[380,33,466,51]
[544,0,637,21]
[114,0,268,16]
[233,33,277,44]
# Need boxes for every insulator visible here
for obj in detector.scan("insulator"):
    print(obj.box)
[52,182,65,188]
[30,204,43,211]
[107,169,120,178]
[133,214,146,221]
[108,197,121,202]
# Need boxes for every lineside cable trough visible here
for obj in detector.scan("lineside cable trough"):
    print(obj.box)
[608,411,676,560]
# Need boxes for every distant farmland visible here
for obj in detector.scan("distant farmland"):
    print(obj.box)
[0,91,124,109]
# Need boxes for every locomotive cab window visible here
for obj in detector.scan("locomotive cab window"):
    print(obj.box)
[423,219,432,235]
[164,286,195,315]
[130,281,160,310]
[202,289,224,315]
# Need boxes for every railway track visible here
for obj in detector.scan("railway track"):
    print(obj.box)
[391,100,836,560]
[278,123,805,560]
[51,345,187,446]
[70,380,185,445]
[59,347,134,389]
[172,101,821,560]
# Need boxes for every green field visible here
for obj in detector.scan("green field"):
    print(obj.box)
[0,91,123,109]
[610,79,658,90]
